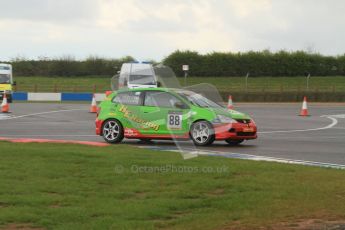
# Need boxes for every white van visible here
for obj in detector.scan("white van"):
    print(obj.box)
[118,62,158,89]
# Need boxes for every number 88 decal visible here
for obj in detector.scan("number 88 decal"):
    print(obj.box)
[167,112,182,130]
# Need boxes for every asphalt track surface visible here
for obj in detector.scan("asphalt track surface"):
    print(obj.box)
[0,103,344,167]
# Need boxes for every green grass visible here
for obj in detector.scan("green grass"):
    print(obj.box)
[186,76,345,93]
[13,76,345,93]
[1,141,345,229]
[14,76,111,93]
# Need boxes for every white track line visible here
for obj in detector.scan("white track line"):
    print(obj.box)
[258,116,339,134]
[0,109,86,120]
[140,146,345,169]
[321,114,345,118]
[196,149,345,169]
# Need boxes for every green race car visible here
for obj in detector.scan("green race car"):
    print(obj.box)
[96,88,257,146]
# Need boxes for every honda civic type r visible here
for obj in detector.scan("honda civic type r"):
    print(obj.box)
[96,88,257,146]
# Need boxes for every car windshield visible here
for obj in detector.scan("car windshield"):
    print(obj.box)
[129,75,156,85]
[177,91,223,108]
[0,74,10,84]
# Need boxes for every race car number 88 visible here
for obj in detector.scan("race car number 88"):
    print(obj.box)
[167,113,182,130]
[169,115,180,125]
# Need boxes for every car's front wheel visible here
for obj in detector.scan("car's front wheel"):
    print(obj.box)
[102,119,124,144]
[225,139,244,146]
[190,121,215,146]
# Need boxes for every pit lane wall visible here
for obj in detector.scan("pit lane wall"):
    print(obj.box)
[12,92,106,102]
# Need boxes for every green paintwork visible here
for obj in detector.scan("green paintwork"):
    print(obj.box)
[98,88,252,136]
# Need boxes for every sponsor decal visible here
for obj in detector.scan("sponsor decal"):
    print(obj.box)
[124,128,140,137]
[119,105,160,131]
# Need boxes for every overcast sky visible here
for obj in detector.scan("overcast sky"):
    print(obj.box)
[0,0,344,61]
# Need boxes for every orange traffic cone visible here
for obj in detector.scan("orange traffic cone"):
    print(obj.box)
[227,95,234,109]
[299,96,310,116]
[1,93,9,113]
[90,94,98,113]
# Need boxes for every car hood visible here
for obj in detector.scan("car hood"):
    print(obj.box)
[211,107,252,120]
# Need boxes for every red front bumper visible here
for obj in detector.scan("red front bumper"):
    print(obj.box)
[214,122,257,140]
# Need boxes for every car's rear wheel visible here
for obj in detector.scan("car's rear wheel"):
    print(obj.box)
[190,121,215,146]
[102,119,124,144]
[225,139,244,146]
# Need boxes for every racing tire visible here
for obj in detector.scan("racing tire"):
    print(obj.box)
[102,119,124,144]
[225,139,244,146]
[190,121,215,146]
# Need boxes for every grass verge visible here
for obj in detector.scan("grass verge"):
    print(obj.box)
[13,76,345,93]
[0,141,345,229]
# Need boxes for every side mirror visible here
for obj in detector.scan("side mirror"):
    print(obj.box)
[12,81,17,86]
[157,81,162,87]
[174,101,188,109]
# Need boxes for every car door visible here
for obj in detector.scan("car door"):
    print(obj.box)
[139,91,190,136]
[113,91,144,132]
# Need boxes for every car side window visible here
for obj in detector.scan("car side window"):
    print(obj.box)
[144,91,182,108]
[113,91,142,105]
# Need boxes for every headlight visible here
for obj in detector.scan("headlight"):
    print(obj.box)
[212,115,237,124]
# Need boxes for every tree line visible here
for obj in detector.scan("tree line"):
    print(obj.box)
[2,50,345,77]
[3,56,135,77]
[163,50,345,77]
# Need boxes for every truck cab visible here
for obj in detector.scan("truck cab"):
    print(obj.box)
[118,62,158,89]
[0,63,14,103]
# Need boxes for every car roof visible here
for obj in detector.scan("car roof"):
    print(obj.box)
[117,87,184,93]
